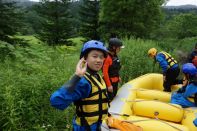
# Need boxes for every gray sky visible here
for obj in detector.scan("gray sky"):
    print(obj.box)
[30,0,39,1]
[29,0,39,1]
[30,0,197,6]
[166,0,197,6]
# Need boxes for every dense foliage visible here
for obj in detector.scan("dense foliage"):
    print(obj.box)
[99,0,166,39]
[79,0,100,40]
[0,36,81,130]
[34,0,72,46]
[0,0,23,43]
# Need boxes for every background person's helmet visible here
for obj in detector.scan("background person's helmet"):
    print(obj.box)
[148,48,157,57]
[80,40,107,59]
[182,63,197,76]
[109,38,124,48]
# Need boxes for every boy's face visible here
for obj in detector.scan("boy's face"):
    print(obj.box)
[112,46,121,54]
[115,47,121,54]
[86,50,105,71]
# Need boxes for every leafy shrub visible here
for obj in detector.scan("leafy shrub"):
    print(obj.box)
[120,38,161,83]
[0,40,80,130]
[0,41,15,62]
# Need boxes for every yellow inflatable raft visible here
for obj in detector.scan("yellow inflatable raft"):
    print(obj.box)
[101,73,197,131]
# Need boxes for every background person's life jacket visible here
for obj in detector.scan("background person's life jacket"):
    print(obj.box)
[160,51,178,68]
[108,54,121,78]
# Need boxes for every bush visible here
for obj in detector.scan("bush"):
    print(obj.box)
[0,40,79,130]
[119,38,161,83]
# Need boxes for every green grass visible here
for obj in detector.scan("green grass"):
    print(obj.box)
[68,37,85,50]
[68,37,85,44]
[120,38,161,83]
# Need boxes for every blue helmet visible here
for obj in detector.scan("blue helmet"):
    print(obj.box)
[80,40,107,58]
[182,63,197,76]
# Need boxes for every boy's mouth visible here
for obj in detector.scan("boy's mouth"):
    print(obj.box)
[95,64,102,68]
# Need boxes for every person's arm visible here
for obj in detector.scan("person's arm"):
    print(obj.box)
[65,57,87,92]
[102,56,112,87]
[50,58,89,110]
[156,53,168,76]
[64,75,81,92]
[183,84,197,97]
[50,78,91,110]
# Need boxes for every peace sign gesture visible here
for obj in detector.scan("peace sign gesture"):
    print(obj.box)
[75,57,87,77]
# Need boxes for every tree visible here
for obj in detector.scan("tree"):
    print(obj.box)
[69,1,81,37]
[20,9,44,35]
[166,13,197,39]
[35,0,72,46]
[99,0,166,39]
[79,0,100,40]
[0,0,22,43]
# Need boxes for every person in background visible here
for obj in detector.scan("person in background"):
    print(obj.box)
[102,38,124,101]
[171,63,197,107]
[188,43,197,67]
[148,48,180,92]
[50,40,109,131]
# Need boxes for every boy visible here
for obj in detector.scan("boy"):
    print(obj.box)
[50,40,109,131]
[148,48,180,92]
[102,38,124,101]
[171,63,197,107]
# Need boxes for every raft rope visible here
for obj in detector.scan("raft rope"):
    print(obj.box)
[123,118,183,131]
[108,112,183,131]
[105,88,192,130]
[101,123,109,130]
[129,88,171,93]
[127,99,185,122]
[125,99,183,110]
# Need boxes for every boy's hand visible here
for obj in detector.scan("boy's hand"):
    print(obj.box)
[108,86,113,93]
[75,57,87,77]
[119,77,122,83]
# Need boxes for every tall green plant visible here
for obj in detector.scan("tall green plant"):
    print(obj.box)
[0,0,23,43]
[79,0,100,40]
[35,0,72,46]
[120,38,162,83]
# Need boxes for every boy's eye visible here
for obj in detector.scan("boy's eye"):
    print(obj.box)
[99,56,104,59]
